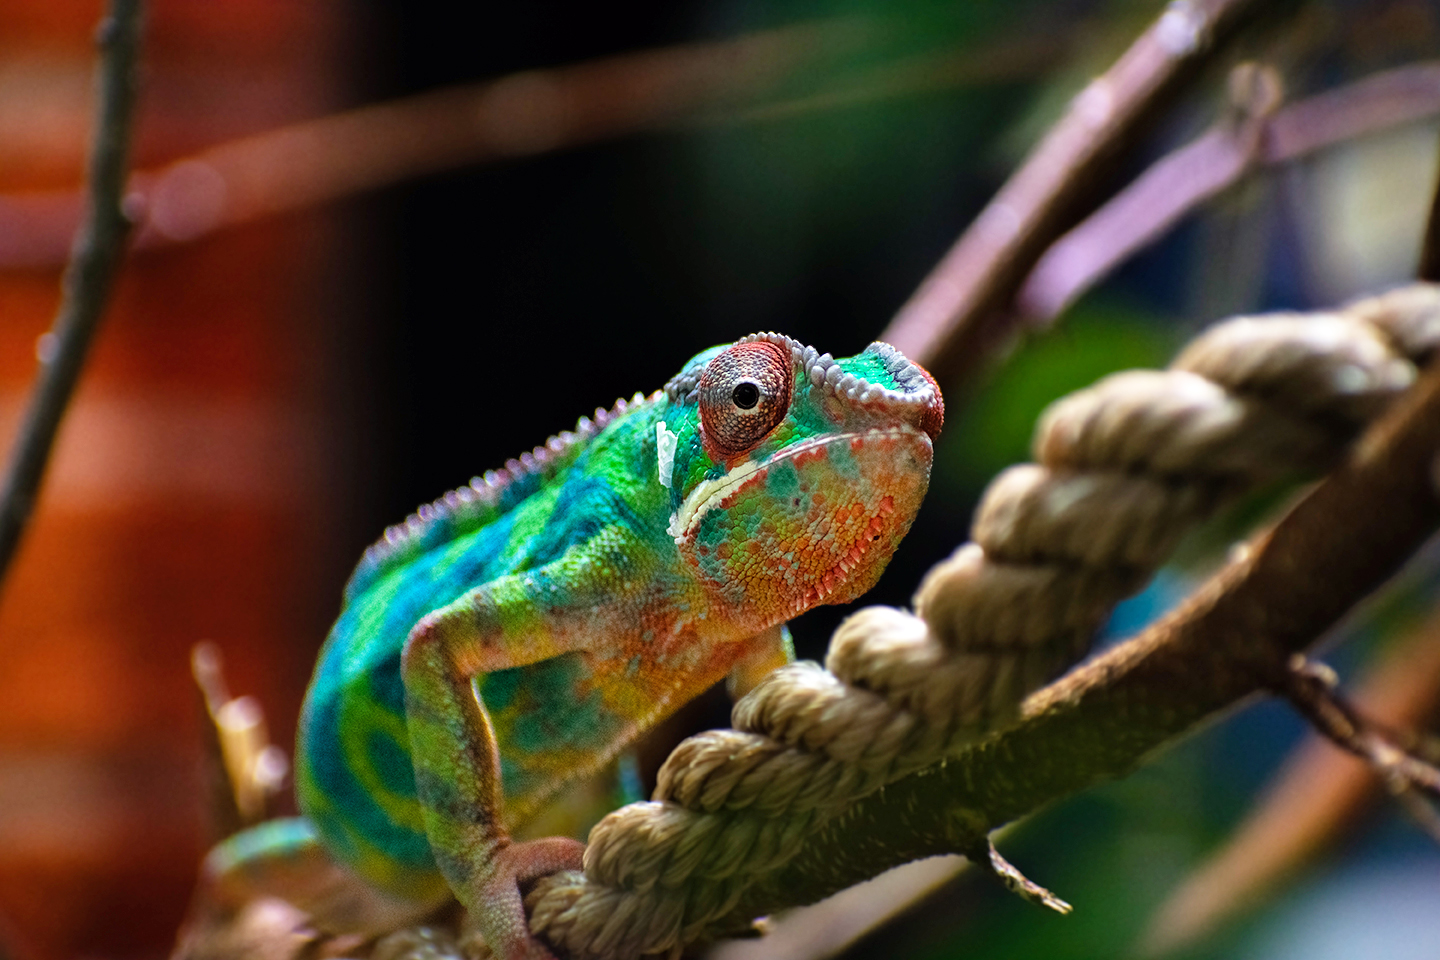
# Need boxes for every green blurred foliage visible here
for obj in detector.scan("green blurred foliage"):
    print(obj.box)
[938,301,1178,494]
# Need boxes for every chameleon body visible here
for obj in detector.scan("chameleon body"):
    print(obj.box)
[210,333,942,960]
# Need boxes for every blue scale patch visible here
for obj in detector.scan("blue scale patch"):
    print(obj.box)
[298,464,655,872]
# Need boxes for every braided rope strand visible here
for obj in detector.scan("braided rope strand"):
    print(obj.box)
[527,285,1440,960]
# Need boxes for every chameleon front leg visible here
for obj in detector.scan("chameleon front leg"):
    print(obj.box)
[401,572,615,960]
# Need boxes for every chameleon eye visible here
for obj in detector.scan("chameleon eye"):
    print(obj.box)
[698,340,793,459]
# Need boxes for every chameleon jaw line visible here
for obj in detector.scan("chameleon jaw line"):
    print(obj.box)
[667,458,761,542]
[666,426,917,545]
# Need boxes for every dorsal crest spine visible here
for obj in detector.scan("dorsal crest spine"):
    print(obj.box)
[344,391,659,601]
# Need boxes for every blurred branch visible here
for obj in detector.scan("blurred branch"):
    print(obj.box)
[0,23,1072,270]
[1138,607,1440,956]
[880,0,1272,379]
[1280,658,1440,827]
[1421,125,1440,283]
[193,643,289,839]
[1022,61,1440,321]
[0,24,841,268]
[0,0,144,588]
[708,352,1440,934]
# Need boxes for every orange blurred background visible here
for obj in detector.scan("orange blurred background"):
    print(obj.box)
[0,3,351,957]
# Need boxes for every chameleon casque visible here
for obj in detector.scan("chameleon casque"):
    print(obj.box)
[209,333,943,960]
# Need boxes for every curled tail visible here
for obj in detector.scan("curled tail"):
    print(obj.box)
[204,818,445,935]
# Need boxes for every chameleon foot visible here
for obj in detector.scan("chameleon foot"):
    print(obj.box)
[472,837,585,960]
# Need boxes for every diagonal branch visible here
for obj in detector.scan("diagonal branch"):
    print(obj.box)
[0,22,1073,270]
[1279,658,1440,826]
[880,0,1274,379]
[1139,609,1440,957]
[1422,123,1440,284]
[0,23,847,269]
[0,0,145,590]
[1021,61,1440,322]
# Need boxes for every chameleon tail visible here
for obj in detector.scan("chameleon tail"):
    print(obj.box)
[204,818,444,935]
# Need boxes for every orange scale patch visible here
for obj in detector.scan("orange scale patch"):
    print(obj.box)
[792,445,829,466]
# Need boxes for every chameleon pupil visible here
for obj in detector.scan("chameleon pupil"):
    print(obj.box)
[732,382,760,409]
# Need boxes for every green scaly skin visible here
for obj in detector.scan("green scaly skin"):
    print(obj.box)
[207,333,943,960]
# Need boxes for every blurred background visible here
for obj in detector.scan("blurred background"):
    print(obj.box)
[0,1,1438,959]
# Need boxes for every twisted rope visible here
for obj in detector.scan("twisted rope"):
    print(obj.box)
[527,285,1440,960]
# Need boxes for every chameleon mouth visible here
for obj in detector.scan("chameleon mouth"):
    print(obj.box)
[666,424,925,544]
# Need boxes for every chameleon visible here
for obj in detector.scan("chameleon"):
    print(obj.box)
[206,332,943,960]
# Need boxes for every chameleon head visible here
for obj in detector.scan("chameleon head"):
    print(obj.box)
[660,333,943,632]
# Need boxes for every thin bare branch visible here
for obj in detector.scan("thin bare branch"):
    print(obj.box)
[0,23,1071,270]
[0,0,145,589]
[1022,61,1440,321]
[968,838,1072,915]
[880,0,1272,379]
[193,644,289,838]
[1280,657,1440,803]
[1421,124,1440,283]
[0,24,844,269]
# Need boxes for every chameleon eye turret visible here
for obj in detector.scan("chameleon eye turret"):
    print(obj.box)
[665,334,943,628]
[208,332,942,960]
[697,339,795,460]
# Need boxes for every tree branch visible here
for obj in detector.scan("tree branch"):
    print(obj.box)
[1421,124,1440,284]
[1279,658,1440,821]
[880,0,1275,380]
[710,352,1440,935]
[1021,61,1440,321]
[0,22,1073,269]
[0,0,145,590]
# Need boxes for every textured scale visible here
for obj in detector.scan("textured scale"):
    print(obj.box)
[208,333,942,960]
[345,398,641,604]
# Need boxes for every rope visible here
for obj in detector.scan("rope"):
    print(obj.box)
[526,285,1440,960]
